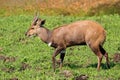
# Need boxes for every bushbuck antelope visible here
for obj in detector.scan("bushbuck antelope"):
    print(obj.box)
[25,15,110,71]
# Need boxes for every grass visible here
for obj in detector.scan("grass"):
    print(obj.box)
[0,14,120,80]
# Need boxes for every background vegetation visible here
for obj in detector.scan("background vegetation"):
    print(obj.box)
[0,0,120,80]
[0,0,120,16]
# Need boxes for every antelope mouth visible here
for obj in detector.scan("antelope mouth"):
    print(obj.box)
[25,33,37,38]
[29,34,37,38]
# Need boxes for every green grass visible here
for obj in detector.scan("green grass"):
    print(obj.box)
[0,14,120,80]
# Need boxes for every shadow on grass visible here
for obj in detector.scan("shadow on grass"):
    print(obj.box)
[64,62,83,69]
[64,61,116,70]
[86,62,116,70]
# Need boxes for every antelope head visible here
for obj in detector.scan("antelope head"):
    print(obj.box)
[25,15,45,37]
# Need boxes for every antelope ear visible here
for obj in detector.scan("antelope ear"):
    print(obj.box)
[41,19,46,26]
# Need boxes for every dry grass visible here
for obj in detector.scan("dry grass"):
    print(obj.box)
[0,0,120,16]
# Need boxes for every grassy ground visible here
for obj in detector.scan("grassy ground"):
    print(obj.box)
[0,14,120,80]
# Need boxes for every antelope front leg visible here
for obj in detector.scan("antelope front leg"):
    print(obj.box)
[52,47,63,72]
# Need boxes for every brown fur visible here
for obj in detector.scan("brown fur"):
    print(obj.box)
[25,16,110,71]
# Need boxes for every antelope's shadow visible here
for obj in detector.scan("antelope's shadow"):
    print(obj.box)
[64,62,115,70]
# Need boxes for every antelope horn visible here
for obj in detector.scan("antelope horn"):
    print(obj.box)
[32,12,39,24]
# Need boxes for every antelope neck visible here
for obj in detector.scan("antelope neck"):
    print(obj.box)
[38,27,52,44]
[46,29,52,43]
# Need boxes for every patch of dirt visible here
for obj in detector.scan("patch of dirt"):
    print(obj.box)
[4,56,16,62]
[75,74,89,80]
[0,54,32,72]
[60,70,73,78]
[9,77,18,80]
[0,54,17,73]
[113,53,120,63]
[0,54,6,60]
[0,54,16,62]
[1,67,15,73]
[19,62,31,71]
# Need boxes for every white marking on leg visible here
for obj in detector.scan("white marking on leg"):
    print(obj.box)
[48,42,52,47]
[60,50,66,54]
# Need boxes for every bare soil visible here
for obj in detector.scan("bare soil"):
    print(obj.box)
[113,53,120,63]
[60,70,73,78]
[9,77,18,80]
[19,62,31,71]
[75,74,88,80]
